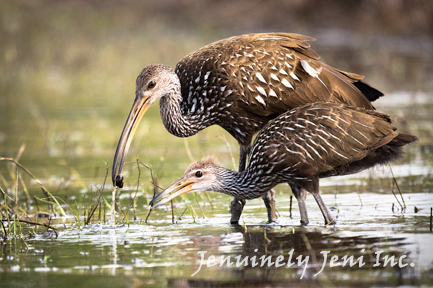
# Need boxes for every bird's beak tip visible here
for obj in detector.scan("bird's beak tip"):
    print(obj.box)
[114,174,124,188]
[112,95,151,188]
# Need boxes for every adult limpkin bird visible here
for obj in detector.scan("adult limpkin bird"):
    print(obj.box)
[112,33,383,224]
[149,102,417,225]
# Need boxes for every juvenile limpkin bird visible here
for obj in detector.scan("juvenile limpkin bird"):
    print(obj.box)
[112,33,383,224]
[149,103,417,225]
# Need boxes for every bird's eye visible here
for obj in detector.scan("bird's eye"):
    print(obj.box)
[148,80,156,89]
[195,171,203,178]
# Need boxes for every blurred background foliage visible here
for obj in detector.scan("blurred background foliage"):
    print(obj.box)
[0,0,432,187]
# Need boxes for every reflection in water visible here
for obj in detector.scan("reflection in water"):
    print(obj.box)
[164,226,419,287]
[110,228,118,276]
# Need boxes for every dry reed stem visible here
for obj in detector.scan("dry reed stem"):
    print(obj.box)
[1,219,59,235]
[217,135,237,170]
[0,158,66,215]
[84,167,108,225]
[183,138,195,162]
[388,164,406,209]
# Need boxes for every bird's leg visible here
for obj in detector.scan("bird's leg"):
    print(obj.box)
[238,145,249,172]
[311,192,335,225]
[230,146,249,224]
[230,198,246,224]
[308,178,335,225]
[290,184,309,225]
[289,195,293,218]
[308,179,335,225]
[262,189,278,223]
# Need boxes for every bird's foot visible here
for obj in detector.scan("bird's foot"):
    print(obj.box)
[300,219,309,226]
[324,216,337,226]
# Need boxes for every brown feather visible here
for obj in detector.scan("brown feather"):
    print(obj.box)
[248,102,417,180]
[173,32,383,146]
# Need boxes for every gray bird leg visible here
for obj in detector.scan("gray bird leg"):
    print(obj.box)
[303,178,335,225]
[289,195,293,218]
[262,189,278,223]
[290,184,309,225]
[230,198,246,224]
[311,192,335,225]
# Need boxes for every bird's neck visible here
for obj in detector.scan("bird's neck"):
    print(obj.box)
[214,167,276,200]
[159,81,210,138]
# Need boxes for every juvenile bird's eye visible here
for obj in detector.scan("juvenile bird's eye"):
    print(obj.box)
[195,171,203,178]
[148,80,156,89]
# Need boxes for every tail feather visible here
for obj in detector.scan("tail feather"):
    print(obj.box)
[334,68,384,102]
[320,132,417,178]
[389,133,418,147]
[353,81,384,102]
[354,133,418,172]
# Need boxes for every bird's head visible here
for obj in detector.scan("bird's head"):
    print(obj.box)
[135,64,180,105]
[149,156,224,208]
[112,64,179,187]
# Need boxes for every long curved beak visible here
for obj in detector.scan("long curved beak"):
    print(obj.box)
[149,178,195,208]
[112,95,151,187]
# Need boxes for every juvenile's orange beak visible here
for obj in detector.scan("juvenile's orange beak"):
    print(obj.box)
[112,95,151,187]
[149,178,195,208]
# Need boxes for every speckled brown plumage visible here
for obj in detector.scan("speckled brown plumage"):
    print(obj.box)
[112,32,384,224]
[149,103,417,225]
[170,33,382,148]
